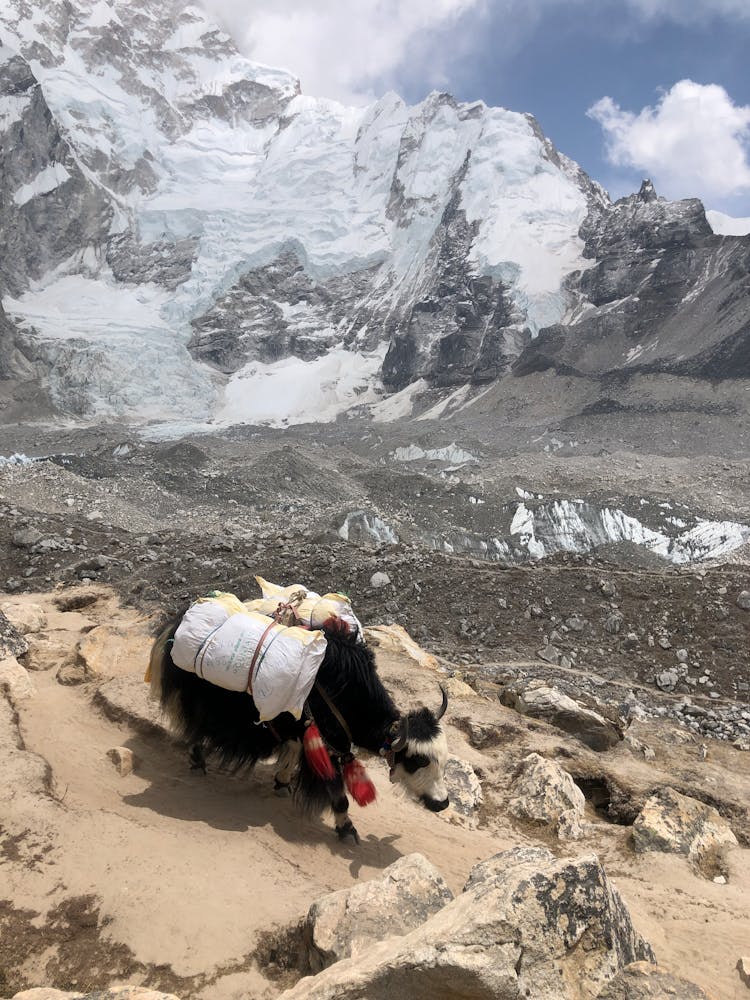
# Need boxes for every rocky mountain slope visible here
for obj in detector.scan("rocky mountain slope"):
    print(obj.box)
[1,0,746,430]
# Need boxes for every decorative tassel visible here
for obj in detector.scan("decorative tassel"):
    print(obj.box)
[344,757,377,807]
[303,723,335,780]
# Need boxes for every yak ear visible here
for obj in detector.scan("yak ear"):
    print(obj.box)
[390,717,409,752]
[435,685,448,721]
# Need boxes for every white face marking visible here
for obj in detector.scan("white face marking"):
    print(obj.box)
[390,730,449,805]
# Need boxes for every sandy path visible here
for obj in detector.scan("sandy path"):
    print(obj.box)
[2,588,749,1000]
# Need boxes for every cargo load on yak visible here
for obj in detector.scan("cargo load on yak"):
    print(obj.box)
[244,575,364,641]
[170,591,327,721]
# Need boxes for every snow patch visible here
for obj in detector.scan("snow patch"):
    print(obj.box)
[369,380,427,423]
[338,511,398,546]
[391,443,478,465]
[510,499,749,565]
[218,346,387,428]
[706,210,750,237]
[13,162,71,206]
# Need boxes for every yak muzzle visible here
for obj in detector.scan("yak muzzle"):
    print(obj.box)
[421,794,450,813]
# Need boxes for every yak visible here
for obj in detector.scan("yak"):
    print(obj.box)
[148,613,450,843]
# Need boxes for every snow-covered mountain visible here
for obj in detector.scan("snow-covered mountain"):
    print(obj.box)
[0,0,748,428]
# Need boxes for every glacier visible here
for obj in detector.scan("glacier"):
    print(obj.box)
[0,0,599,426]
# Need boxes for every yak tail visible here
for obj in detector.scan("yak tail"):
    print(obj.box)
[146,616,181,697]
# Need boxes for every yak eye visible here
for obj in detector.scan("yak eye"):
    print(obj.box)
[402,753,431,773]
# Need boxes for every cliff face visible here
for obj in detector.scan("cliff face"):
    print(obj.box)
[514,181,750,381]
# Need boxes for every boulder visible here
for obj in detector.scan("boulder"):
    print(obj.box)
[364,624,440,672]
[10,526,43,549]
[632,787,738,870]
[596,961,712,999]
[0,656,35,702]
[444,757,483,820]
[107,746,136,776]
[508,752,586,840]
[499,682,623,751]
[0,610,29,658]
[56,659,87,686]
[75,622,151,678]
[23,634,72,672]
[303,853,453,973]
[280,847,654,1000]
[0,601,47,635]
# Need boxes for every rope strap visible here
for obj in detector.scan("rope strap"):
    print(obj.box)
[313,681,354,749]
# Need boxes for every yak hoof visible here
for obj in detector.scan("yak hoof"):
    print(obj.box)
[188,744,207,774]
[336,820,360,845]
[273,778,291,796]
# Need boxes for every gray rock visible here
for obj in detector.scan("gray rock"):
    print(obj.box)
[0,601,47,635]
[537,644,562,664]
[655,669,679,692]
[303,854,453,973]
[444,757,483,819]
[632,787,738,869]
[106,746,136,776]
[508,752,585,840]
[604,613,624,635]
[281,847,654,1000]
[0,656,35,701]
[596,961,712,999]
[499,683,623,751]
[56,660,87,686]
[11,526,42,548]
[737,591,750,611]
[370,572,391,589]
[0,610,29,658]
[565,616,586,632]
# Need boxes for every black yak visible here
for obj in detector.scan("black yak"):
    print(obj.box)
[148,614,449,843]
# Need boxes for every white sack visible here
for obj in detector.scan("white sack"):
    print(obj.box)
[253,576,364,640]
[172,599,327,720]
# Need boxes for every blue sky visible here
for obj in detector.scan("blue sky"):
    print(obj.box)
[202,1,750,218]
[433,4,750,215]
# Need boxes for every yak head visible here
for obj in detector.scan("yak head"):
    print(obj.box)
[386,687,450,812]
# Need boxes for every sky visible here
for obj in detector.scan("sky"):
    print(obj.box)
[199,0,750,218]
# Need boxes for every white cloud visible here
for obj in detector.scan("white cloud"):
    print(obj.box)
[625,0,750,22]
[588,80,750,203]
[198,0,486,105]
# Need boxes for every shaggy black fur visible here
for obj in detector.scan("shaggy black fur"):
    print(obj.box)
[152,613,402,825]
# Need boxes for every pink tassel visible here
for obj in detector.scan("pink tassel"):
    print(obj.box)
[303,723,335,780]
[344,757,377,807]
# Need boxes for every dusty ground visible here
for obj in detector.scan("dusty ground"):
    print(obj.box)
[1,588,749,1000]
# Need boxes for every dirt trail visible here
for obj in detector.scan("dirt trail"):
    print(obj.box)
[1,588,749,1000]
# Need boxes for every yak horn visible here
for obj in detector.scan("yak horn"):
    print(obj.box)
[436,685,448,720]
[390,717,409,752]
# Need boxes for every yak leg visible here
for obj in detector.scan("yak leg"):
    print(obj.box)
[273,739,300,795]
[328,771,360,845]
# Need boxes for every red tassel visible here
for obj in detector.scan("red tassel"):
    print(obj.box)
[344,757,377,807]
[303,723,335,780]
